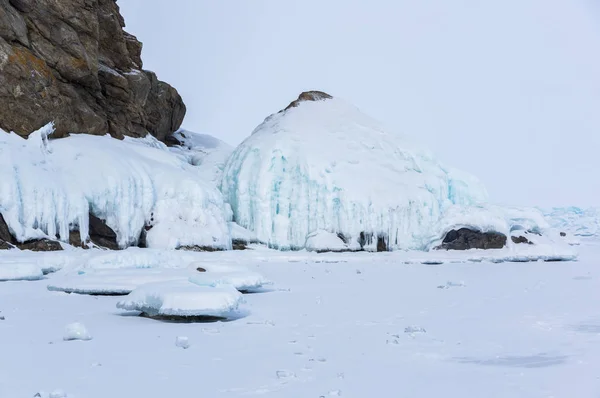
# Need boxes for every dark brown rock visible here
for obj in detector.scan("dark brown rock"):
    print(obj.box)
[283,91,332,111]
[18,238,63,251]
[560,232,566,237]
[0,213,14,244]
[511,235,532,245]
[232,239,248,250]
[177,245,222,252]
[0,0,185,142]
[0,240,14,250]
[88,213,119,250]
[196,267,207,272]
[437,228,507,250]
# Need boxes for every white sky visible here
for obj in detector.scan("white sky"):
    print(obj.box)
[118,0,600,208]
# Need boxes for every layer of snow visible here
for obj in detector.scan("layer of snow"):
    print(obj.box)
[47,265,270,295]
[116,280,243,318]
[63,322,92,341]
[0,124,231,250]
[222,96,488,251]
[169,129,233,185]
[2,244,598,398]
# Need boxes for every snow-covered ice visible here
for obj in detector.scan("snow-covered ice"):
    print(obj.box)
[47,265,270,295]
[2,244,600,397]
[116,280,244,318]
[63,322,92,341]
[543,206,600,239]
[0,261,43,281]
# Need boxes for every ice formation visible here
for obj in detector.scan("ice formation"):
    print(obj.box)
[222,94,488,250]
[0,125,231,250]
[543,207,600,239]
[116,280,244,318]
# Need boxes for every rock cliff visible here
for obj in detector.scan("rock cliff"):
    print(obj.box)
[0,0,185,141]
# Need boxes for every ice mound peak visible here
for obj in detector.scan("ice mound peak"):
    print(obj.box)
[283,90,333,111]
[222,94,488,251]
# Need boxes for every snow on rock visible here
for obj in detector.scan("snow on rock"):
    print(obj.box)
[116,280,244,319]
[0,125,231,250]
[427,204,552,248]
[168,129,234,185]
[222,92,488,251]
[63,322,92,341]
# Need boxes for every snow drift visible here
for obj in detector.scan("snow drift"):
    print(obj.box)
[222,92,489,251]
[0,124,231,250]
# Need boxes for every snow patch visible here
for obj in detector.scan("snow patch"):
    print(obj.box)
[63,322,92,341]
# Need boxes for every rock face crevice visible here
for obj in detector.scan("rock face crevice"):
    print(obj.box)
[0,0,185,141]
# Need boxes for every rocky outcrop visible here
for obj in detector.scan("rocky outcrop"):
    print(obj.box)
[18,239,63,251]
[88,213,119,249]
[511,235,532,245]
[437,228,507,250]
[0,210,118,251]
[0,0,185,141]
[283,91,332,111]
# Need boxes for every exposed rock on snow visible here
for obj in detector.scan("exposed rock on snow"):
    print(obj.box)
[87,214,119,250]
[511,235,532,245]
[437,228,507,250]
[228,222,259,250]
[283,90,333,111]
[222,91,488,251]
[17,239,63,252]
[0,0,185,141]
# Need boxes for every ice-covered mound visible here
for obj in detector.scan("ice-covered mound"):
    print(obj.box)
[543,207,600,239]
[168,129,234,185]
[222,91,488,251]
[0,124,231,250]
[116,280,244,319]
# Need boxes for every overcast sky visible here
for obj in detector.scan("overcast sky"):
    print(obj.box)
[118,0,600,209]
